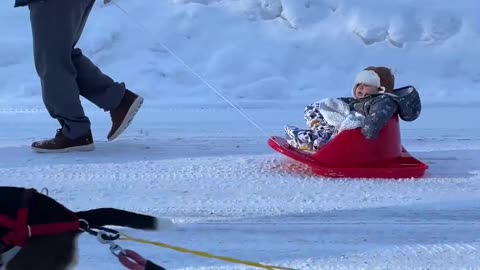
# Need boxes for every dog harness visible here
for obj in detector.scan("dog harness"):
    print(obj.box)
[0,188,82,267]
[1,188,167,270]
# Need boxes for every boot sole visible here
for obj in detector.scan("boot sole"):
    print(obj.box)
[107,96,144,141]
[32,143,95,153]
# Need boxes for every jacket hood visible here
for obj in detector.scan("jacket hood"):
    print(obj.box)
[383,85,422,122]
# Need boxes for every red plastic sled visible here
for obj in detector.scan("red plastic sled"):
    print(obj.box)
[268,115,428,179]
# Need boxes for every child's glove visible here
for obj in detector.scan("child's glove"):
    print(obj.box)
[309,119,320,128]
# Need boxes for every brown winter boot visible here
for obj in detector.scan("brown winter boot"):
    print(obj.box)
[31,129,95,153]
[107,89,144,141]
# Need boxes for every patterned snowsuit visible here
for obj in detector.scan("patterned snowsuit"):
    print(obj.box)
[284,102,338,151]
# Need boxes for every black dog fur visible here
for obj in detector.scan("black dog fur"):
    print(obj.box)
[0,186,159,270]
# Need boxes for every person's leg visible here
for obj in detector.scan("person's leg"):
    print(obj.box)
[72,48,125,110]
[73,47,144,142]
[28,0,95,152]
[311,116,336,150]
[71,0,144,141]
[312,128,334,150]
[284,125,316,151]
[71,0,125,111]
[29,0,93,138]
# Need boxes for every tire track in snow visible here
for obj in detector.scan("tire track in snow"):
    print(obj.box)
[1,155,480,223]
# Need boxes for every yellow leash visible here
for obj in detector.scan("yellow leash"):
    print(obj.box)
[119,234,298,270]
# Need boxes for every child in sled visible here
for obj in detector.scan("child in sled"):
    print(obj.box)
[285,66,422,151]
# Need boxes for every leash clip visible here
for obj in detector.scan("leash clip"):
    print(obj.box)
[109,242,126,257]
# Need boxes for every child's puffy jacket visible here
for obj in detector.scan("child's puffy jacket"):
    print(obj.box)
[305,86,422,140]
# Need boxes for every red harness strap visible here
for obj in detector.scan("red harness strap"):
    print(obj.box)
[0,189,81,247]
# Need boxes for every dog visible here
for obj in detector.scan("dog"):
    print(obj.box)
[0,186,166,270]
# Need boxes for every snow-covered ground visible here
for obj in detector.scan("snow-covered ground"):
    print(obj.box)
[1,105,479,270]
[1,0,480,269]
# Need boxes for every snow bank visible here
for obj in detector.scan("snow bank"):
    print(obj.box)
[1,0,478,106]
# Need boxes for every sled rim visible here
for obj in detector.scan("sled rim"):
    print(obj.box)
[268,136,428,179]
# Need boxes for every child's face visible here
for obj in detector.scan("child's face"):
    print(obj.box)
[354,83,379,99]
